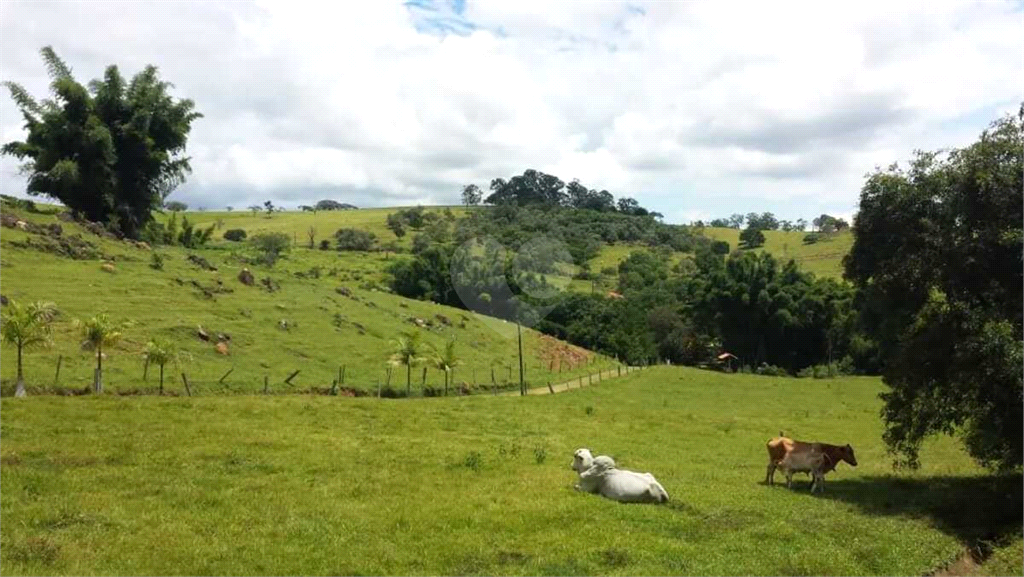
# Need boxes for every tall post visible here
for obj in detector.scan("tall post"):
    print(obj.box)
[517,320,525,396]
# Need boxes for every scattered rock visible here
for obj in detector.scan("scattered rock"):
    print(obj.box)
[261,277,279,292]
[133,240,150,250]
[215,342,229,355]
[435,314,451,326]
[275,304,287,310]
[278,319,294,331]
[335,286,351,297]
[411,317,426,328]
[197,326,210,341]
[398,302,408,308]
[46,223,62,237]
[56,211,76,223]
[15,220,28,230]
[217,333,231,342]
[9,234,103,260]
[238,268,255,286]
[187,254,217,271]
[0,214,18,228]
[101,263,116,273]
[0,295,7,306]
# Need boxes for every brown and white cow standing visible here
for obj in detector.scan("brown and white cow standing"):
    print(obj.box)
[765,431,857,492]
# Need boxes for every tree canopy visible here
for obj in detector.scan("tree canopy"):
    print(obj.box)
[845,106,1023,471]
[2,46,201,238]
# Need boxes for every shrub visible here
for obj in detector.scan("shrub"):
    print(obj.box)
[250,232,290,266]
[149,252,165,270]
[803,233,820,244]
[739,226,765,248]
[223,229,247,242]
[754,364,789,377]
[335,228,377,251]
[319,239,331,250]
[710,240,731,255]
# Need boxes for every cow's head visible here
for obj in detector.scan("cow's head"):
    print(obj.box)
[843,444,857,466]
[572,448,594,473]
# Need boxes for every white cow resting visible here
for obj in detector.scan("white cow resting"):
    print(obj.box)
[570,449,670,504]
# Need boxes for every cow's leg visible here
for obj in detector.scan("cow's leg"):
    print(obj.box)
[785,471,793,489]
[765,461,776,485]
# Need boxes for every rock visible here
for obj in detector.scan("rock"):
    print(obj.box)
[197,326,210,341]
[217,333,231,342]
[135,241,150,250]
[261,277,279,292]
[46,223,62,237]
[15,220,27,230]
[412,317,426,328]
[238,268,255,286]
[335,286,351,297]
[101,263,115,273]
[56,211,75,223]
[0,214,18,228]
[435,314,451,326]
[215,342,229,355]
[398,302,408,308]
[0,295,7,306]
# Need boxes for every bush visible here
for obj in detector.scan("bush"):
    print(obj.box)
[803,233,820,244]
[223,229,247,242]
[319,239,331,250]
[754,364,789,377]
[335,228,377,251]
[739,226,765,248]
[250,232,290,266]
[710,240,731,255]
[149,252,165,270]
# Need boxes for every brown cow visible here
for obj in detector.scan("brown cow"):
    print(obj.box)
[765,431,857,492]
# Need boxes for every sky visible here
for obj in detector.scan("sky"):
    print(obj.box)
[1,0,1021,225]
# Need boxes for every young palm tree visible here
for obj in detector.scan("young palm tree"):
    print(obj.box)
[1,300,56,397]
[75,314,127,393]
[389,330,425,396]
[429,337,461,396]
[142,338,184,395]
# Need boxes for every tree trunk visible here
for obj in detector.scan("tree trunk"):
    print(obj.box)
[14,345,26,397]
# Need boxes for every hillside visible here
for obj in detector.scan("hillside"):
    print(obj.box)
[1,367,1018,575]
[700,226,854,279]
[0,204,617,396]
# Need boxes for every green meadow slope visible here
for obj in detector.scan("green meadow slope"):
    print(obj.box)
[1,367,1019,575]
[0,205,616,396]
[701,226,854,279]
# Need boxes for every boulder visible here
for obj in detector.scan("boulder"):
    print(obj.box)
[217,332,231,342]
[435,314,451,326]
[101,263,116,273]
[238,268,255,286]
[0,295,7,306]
[187,254,217,271]
[335,286,352,297]
[197,326,210,341]
[215,342,229,355]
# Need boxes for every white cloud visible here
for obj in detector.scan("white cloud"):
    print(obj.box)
[1,0,1020,221]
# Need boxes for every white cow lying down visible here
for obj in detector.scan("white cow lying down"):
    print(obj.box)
[570,448,670,504]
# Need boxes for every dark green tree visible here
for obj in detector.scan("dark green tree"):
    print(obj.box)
[2,46,201,238]
[844,107,1023,470]
[739,226,765,248]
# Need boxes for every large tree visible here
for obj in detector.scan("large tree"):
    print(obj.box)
[844,107,1023,471]
[2,47,201,238]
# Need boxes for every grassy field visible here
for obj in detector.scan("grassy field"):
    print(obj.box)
[0,205,616,396]
[1,366,1020,575]
[700,227,854,279]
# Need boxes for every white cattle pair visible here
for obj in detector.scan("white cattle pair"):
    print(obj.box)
[571,448,670,504]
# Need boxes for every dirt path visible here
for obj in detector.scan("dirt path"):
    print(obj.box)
[500,365,646,396]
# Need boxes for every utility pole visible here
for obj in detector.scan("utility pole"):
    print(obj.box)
[517,319,525,396]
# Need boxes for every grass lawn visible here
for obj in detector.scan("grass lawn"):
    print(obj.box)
[1,366,1019,575]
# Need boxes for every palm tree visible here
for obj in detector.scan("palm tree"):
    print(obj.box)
[75,314,127,393]
[1,300,56,397]
[142,338,185,395]
[389,330,425,396]
[429,337,461,396]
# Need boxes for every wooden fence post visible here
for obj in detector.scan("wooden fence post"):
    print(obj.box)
[264,375,269,394]
[143,358,149,381]
[547,381,555,394]
[218,367,234,384]
[421,366,428,391]
[588,373,592,385]
[284,369,300,385]
[340,365,346,385]
[181,373,192,397]
[579,375,583,387]
[54,355,62,385]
